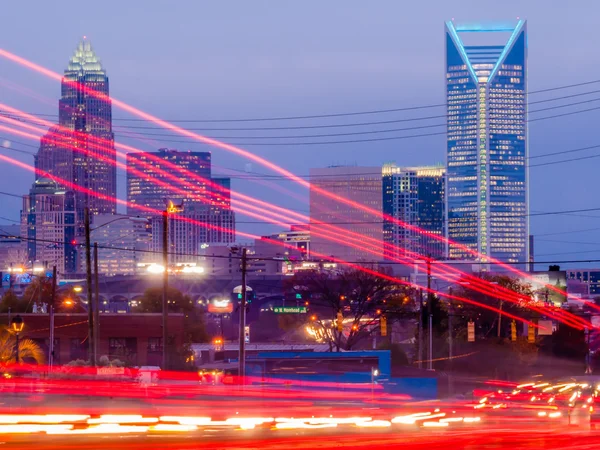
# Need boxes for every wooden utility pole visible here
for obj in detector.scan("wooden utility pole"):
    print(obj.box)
[84,207,95,365]
[238,248,248,381]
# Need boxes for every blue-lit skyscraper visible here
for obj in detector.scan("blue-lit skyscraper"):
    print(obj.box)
[445,21,528,268]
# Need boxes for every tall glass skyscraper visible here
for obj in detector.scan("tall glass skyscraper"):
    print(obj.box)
[445,21,528,268]
[382,164,445,260]
[36,39,116,218]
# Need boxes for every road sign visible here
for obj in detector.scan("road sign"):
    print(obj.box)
[467,321,475,342]
[244,326,250,343]
[511,320,517,342]
[273,306,307,314]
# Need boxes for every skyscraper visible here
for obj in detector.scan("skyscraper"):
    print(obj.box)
[382,164,445,260]
[21,178,77,274]
[126,149,212,215]
[445,21,528,267]
[92,214,151,276]
[36,39,116,219]
[128,149,235,254]
[310,166,383,262]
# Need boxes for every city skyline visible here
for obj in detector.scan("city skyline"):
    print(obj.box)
[0,2,598,270]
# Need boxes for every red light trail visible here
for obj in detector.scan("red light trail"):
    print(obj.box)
[0,150,559,329]
[0,119,586,329]
[0,110,589,328]
[0,47,579,308]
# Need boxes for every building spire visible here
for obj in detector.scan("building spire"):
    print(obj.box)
[68,38,103,74]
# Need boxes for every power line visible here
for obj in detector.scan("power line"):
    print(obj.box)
[106,94,600,134]
[4,232,600,268]
[9,77,600,124]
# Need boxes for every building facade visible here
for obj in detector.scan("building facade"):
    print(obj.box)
[21,178,77,274]
[92,214,152,276]
[382,164,445,260]
[129,149,235,255]
[126,149,212,216]
[36,39,116,220]
[445,21,528,267]
[310,166,383,262]
[0,225,26,272]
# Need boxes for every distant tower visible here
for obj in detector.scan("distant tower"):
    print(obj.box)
[36,39,116,223]
[445,21,528,268]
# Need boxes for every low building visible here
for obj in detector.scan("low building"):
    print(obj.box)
[1,313,185,367]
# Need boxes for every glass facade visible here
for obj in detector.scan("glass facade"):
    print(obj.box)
[22,178,77,274]
[128,149,236,254]
[445,21,528,268]
[36,40,116,221]
[382,164,445,260]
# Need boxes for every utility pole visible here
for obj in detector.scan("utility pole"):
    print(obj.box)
[49,265,56,371]
[497,300,504,338]
[238,248,248,382]
[162,209,169,370]
[84,207,95,366]
[418,288,423,369]
[93,242,100,365]
[427,258,433,370]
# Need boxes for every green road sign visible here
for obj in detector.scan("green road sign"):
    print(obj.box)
[273,306,307,314]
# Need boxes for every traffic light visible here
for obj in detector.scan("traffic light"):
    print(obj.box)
[528,322,536,343]
[511,320,517,342]
[336,310,343,332]
[467,321,475,342]
[380,315,387,337]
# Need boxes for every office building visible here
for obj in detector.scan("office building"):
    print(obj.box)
[36,39,116,219]
[0,225,26,271]
[126,149,212,215]
[567,270,600,297]
[92,214,152,276]
[128,149,235,252]
[310,166,383,262]
[21,178,77,274]
[445,21,528,267]
[382,164,445,260]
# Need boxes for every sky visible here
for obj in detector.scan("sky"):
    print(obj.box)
[1,0,599,269]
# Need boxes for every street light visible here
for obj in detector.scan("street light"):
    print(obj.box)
[371,367,379,400]
[11,315,24,364]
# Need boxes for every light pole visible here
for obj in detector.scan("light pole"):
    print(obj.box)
[11,315,24,364]
[371,367,379,401]
[77,215,145,366]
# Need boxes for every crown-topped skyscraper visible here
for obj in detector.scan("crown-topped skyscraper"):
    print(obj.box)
[36,39,116,221]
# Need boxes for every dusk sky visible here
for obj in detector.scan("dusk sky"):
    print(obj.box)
[1,0,599,268]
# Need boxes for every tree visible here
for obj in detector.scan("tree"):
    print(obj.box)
[291,268,414,351]
[22,276,54,311]
[133,287,194,313]
[451,274,534,339]
[0,290,29,313]
[0,327,45,366]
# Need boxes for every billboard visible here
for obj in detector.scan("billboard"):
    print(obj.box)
[208,298,233,314]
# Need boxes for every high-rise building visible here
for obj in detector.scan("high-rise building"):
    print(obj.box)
[445,21,528,267]
[310,166,383,262]
[127,149,212,215]
[382,164,445,260]
[21,178,77,274]
[0,225,26,272]
[92,214,152,276]
[36,39,116,220]
[127,149,235,248]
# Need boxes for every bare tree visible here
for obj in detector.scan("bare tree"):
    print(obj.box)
[291,268,414,351]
